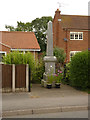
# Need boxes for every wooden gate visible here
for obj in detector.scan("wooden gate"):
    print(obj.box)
[2,64,12,89]
[15,64,26,88]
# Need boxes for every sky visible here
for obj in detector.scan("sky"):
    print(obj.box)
[0,0,89,31]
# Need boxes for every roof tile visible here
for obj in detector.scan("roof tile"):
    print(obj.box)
[1,31,40,50]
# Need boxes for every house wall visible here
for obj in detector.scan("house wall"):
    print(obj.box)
[2,45,10,53]
[53,10,88,62]
[1,45,39,60]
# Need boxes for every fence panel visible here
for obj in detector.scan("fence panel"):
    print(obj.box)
[2,64,12,88]
[15,64,26,88]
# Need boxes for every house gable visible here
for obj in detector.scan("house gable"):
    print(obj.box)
[53,9,89,62]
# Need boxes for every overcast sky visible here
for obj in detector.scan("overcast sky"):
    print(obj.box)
[0,0,89,31]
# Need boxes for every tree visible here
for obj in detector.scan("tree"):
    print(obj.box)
[5,25,15,31]
[53,47,66,70]
[5,16,52,52]
[53,47,66,64]
[5,21,32,31]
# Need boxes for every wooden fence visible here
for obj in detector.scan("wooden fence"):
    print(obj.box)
[15,64,26,88]
[2,64,30,92]
[2,64,12,89]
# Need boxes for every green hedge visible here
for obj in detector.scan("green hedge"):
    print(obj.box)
[69,50,88,90]
[32,59,45,83]
[3,51,35,71]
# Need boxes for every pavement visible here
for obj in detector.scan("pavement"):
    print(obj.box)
[2,84,88,117]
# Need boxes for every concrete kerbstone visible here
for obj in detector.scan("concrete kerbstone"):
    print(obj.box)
[2,105,88,117]
[61,106,88,112]
[33,107,62,114]
[2,109,32,117]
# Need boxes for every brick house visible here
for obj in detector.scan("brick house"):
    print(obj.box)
[0,31,40,61]
[53,9,89,62]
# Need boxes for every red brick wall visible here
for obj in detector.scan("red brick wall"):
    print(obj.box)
[2,45,10,53]
[53,9,88,62]
[1,45,38,59]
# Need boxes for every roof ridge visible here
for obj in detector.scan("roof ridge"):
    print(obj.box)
[0,31,34,34]
[61,14,89,17]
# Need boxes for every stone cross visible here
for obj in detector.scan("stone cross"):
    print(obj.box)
[47,21,53,56]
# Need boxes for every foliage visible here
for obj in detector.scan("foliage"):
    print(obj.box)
[47,70,63,84]
[2,51,35,71]
[54,70,63,83]
[53,47,66,64]
[32,59,45,83]
[47,75,55,84]
[5,17,53,52]
[31,17,52,52]
[62,63,70,85]
[69,50,88,90]
[5,21,32,32]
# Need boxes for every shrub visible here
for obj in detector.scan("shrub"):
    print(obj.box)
[62,63,70,85]
[54,70,63,83]
[3,51,36,83]
[69,50,88,90]
[47,75,55,84]
[3,51,35,71]
[53,47,66,64]
[32,59,45,83]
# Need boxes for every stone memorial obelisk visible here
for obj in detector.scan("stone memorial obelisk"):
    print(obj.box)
[41,21,57,87]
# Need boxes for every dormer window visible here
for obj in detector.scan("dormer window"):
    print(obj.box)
[70,32,83,40]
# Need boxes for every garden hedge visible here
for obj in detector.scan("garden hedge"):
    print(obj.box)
[69,50,88,90]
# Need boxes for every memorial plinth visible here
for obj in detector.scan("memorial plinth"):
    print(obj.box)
[41,21,57,87]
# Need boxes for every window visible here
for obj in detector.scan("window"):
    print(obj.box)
[70,33,74,39]
[70,32,83,40]
[70,51,81,60]
[0,51,6,62]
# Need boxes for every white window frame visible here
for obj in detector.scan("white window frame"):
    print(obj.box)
[0,51,7,55]
[0,51,7,62]
[70,32,83,40]
[70,51,81,61]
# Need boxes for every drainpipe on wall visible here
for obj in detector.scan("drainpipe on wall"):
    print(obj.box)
[66,29,68,63]
[64,29,68,63]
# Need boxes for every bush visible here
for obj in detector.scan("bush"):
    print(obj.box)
[53,47,66,64]
[69,50,88,90]
[62,63,70,85]
[32,59,45,83]
[3,51,35,71]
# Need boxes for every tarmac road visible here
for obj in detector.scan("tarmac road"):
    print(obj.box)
[2,84,88,117]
